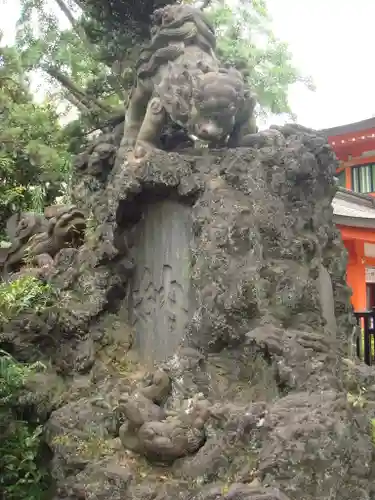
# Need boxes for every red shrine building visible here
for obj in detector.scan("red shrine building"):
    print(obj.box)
[324,117,375,311]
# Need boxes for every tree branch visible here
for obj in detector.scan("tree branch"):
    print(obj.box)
[43,65,114,116]
[61,90,92,116]
[69,0,85,10]
[53,0,77,27]
[53,0,127,101]
[53,0,98,57]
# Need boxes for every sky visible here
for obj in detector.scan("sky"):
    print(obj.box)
[1,0,374,130]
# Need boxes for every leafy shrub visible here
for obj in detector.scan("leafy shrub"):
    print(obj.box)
[0,352,49,499]
[0,275,56,323]
[0,277,56,498]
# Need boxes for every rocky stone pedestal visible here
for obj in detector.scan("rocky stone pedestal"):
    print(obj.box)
[8,125,372,500]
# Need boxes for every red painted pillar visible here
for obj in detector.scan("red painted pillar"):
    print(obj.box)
[345,167,352,190]
[345,239,366,310]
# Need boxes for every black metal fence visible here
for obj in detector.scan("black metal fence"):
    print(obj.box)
[354,309,375,365]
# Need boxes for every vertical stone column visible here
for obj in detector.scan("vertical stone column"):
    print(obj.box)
[316,264,337,337]
[129,199,193,363]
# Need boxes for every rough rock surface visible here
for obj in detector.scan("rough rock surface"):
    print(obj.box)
[1,123,373,500]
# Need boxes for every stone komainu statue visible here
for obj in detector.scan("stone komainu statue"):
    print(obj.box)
[1,205,86,278]
[123,4,258,158]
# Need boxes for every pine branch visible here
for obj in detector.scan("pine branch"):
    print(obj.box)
[83,107,125,135]
[61,90,92,115]
[43,65,114,116]
[53,0,98,57]
[53,0,127,101]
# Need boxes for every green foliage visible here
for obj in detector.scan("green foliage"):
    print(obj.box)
[0,352,45,403]
[4,0,312,129]
[0,275,57,323]
[0,352,48,500]
[208,0,314,118]
[0,41,73,233]
[15,0,123,123]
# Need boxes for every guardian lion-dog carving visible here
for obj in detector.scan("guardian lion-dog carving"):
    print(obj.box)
[1,206,86,278]
[123,4,257,158]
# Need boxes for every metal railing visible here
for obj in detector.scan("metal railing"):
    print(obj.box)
[354,309,375,365]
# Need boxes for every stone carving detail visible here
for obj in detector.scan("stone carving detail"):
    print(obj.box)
[116,372,209,463]
[132,264,189,362]
[316,264,337,337]
[122,3,257,158]
[1,205,86,278]
[129,200,192,363]
[74,127,121,177]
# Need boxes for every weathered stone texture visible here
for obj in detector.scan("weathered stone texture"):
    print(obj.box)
[2,124,373,500]
[129,199,194,363]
